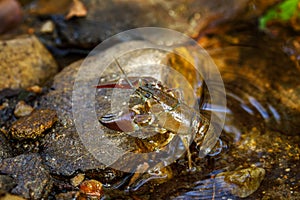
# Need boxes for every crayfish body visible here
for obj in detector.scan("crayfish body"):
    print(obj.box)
[97,76,213,169]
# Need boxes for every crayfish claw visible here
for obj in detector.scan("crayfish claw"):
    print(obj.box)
[99,110,137,132]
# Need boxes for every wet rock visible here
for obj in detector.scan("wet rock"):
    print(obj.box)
[13,101,33,118]
[0,153,53,199]
[0,175,16,192]
[0,35,58,90]
[40,125,105,176]
[41,59,82,123]
[171,167,265,199]
[0,90,21,129]
[40,20,55,34]
[39,59,105,175]
[0,131,13,161]
[9,109,57,140]
[216,167,265,198]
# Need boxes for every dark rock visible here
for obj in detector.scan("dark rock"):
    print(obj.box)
[0,131,13,161]
[47,0,278,49]
[0,88,42,131]
[40,126,105,176]
[39,59,105,176]
[0,153,52,199]
[0,175,16,192]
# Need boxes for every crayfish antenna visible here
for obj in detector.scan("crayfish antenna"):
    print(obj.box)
[113,57,134,89]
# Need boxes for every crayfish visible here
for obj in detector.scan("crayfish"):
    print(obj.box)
[96,59,216,169]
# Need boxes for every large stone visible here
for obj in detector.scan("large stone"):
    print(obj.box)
[39,59,106,176]
[0,35,58,90]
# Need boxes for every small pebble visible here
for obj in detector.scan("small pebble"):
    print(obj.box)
[14,100,34,117]
[79,179,103,197]
[0,102,9,110]
[285,168,291,172]
[26,85,42,94]
[217,166,265,198]
[40,20,55,33]
[71,173,85,187]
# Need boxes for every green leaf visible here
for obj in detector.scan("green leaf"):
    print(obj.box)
[259,0,300,30]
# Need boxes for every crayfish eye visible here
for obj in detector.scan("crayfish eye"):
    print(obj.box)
[144,92,152,98]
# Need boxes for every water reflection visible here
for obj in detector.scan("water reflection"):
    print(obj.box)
[170,41,300,199]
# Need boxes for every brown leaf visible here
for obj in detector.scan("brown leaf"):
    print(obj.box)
[65,0,87,20]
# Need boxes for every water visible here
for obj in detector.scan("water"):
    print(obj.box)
[168,40,300,199]
[92,36,300,199]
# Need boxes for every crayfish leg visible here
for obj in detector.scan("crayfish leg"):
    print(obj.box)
[180,135,193,170]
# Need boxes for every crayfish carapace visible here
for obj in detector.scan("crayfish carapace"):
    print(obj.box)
[96,59,217,169]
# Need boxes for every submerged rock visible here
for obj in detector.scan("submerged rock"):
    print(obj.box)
[172,167,265,199]
[0,153,53,199]
[0,35,58,90]
[217,167,265,198]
